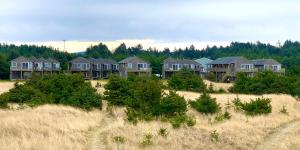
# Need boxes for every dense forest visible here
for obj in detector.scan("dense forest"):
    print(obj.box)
[0,40,300,79]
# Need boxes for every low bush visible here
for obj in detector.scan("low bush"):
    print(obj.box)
[186,116,196,127]
[0,74,102,110]
[233,97,272,116]
[229,71,300,97]
[168,68,207,92]
[170,114,188,128]
[106,75,192,127]
[214,111,231,123]
[189,93,220,114]
[140,133,153,147]
[0,92,8,108]
[158,128,168,137]
[210,130,219,142]
[158,91,187,116]
[104,75,131,106]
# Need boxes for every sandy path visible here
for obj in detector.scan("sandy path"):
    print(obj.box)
[85,111,124,150]
[0,82,15,94]
[256,120,300,150]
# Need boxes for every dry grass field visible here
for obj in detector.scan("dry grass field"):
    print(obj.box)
[0,80,300,150]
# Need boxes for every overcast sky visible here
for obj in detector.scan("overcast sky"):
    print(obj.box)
[1,0,299,52]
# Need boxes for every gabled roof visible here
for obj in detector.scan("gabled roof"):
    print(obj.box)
[209,56,250,65]
[47,58,59,63]
[252,59,280,65]
[11,56,32,62]
[195,58,213,65]
[70,57,90,63]
[163,58,199,64]
[36,57,47,62]
[88,58,117,64]
[119,56,147,63]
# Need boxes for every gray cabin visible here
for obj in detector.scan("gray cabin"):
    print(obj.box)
[195,58,213,77]
[162,58,202,79]
[209,56,257,82]
[118,56,151,78]
[252,59,285,74]
[10,56,60,80]
[69,57,118,79]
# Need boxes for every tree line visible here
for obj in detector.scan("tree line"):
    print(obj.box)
[1,40,300,79]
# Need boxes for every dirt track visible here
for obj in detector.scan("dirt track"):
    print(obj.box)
[256,120,300,150]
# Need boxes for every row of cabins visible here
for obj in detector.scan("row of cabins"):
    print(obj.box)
[10,56,60,80]
[10,56,284,82]
[69,56,151,79]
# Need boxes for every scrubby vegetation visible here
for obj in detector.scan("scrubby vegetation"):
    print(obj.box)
[230,71,300,97]
[105,75,191,128]
[0,74,102,110]
[168,68,207,92]
[189,93,220,114]
[232,97,272,116]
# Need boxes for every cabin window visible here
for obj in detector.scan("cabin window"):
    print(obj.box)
[44,63,52,69]
[172,64,179,70]
[36,63,43,69]
[82,64,89,70]
[103,64,109,70]
[22,63,29,69]
[272,65,278,71]
[128,63,132,68]
[53,63,60,69]
[112,64,118,70]
[95,64,100,69]
[11,62,17,68]
[241,64,253,70]
[190,64,195,69]
[164,64,168,68]
[138,63,147,70]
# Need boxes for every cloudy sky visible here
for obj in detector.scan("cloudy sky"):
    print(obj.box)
[0,0,299,52]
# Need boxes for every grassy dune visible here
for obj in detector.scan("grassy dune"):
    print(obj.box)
[0,105,102,150]
[0,80,300,149]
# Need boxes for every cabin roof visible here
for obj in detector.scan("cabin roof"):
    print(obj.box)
[209,56,250,65]
[252,59,280,65]
[119,56,148,63]
[163,58,199,64]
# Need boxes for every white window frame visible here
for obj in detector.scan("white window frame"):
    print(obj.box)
[164,64,168,68]
[190,64,195,69]
[22,62,29,69]
[172,64,179,71]
[11,62,17,68]
[128,63,133,69]
[112,64,118,70]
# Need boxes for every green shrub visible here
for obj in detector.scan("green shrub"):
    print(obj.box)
[210,130,219,142]
[158,91,187,116]
[189,93,220,114]
[140,133,153,147]
[186,116,196,127]
[0,92,8,108]
[113,136,125,150]
[214,111,231,123]
[2,84,50,107]
[158,128,168,137]
[104,75,131,106]
[241,97,272,116]
[170,114,187,128]
[232,97,243,111]
[229,71,300,97]
[0,74,102,110]
[168,67,206,92]
[126,76,162,114]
